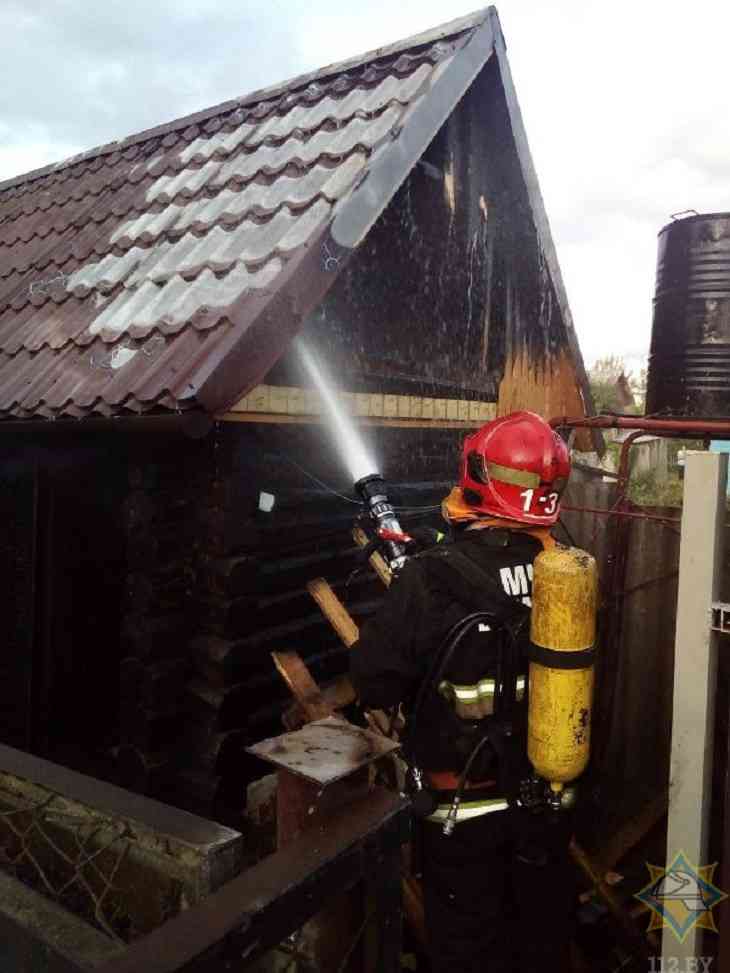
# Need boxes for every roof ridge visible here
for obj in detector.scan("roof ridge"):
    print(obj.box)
[0,7,491,196]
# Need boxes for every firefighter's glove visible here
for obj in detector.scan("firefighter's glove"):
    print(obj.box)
[404,526,446,554]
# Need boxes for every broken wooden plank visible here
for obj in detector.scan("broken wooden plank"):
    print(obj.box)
[306,578,360,647]
[282,674,357,730]
[272,650,334,722]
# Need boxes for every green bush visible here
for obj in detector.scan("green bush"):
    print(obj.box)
[628,471,684,507]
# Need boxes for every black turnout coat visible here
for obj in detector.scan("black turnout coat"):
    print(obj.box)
[350,527,544,777]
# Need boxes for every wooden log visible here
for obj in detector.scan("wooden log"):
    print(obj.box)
[119,701,189,751]
[120,657,187,708]
[198,555,260,597]
[120,612,192,660]
[192,613,364,674]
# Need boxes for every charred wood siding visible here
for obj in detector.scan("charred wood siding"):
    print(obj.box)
[176,420,458,821]
[269,56,586,429]
[117,441,213,803]
[0,421,458,823]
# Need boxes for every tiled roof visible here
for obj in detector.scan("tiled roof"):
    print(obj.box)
[0,9,495,420]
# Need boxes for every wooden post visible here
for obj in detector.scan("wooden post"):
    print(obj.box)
[275,764,371,972]
[663,450,727,962]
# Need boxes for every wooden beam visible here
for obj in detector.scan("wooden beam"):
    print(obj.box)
[306,579,360,648]
[219,384,496,429]
[272,651,335,722]
[218,412,488,430]
[282,675,357,730]
[352,526,392,587]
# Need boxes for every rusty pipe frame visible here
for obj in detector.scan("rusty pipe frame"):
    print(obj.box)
[551,413,730,438]
[560,504,680,527]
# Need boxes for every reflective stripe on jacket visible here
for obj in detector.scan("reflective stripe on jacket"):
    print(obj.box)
[426,796,510,824]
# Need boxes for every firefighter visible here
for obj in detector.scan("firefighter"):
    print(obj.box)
[350,411,575,973]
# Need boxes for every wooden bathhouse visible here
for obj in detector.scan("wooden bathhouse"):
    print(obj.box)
[0,7,594,817]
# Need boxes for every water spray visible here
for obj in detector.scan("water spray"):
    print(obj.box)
[296,338,377,484]
[296,338,411,573]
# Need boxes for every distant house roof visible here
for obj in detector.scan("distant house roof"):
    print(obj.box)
[0,7,592,423]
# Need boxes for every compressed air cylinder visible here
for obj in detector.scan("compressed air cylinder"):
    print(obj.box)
[527,545,598,791]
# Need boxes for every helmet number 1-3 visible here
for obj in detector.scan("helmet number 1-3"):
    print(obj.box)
[520,489,558,515]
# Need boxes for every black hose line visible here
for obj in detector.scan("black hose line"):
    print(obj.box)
[406,611,500,762]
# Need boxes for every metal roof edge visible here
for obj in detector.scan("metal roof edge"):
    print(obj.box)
[0,412,213,437]
[331,13,495,249]
[0,7,493,196]
[193,17,497,413]
[486,8,603,454]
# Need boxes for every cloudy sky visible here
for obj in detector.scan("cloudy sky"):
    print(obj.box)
[2,0,729,372]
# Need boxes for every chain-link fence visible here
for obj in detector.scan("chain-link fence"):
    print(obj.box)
[0,784,134,942]
[0,755,242,952]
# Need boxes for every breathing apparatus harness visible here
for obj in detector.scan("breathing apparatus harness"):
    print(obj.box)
[403,542,532,834]
[351,474,567,831]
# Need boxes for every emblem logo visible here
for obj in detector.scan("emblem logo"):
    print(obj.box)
[635,851,727,943]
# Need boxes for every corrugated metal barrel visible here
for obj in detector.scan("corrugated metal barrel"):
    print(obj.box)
[646,213,730,417]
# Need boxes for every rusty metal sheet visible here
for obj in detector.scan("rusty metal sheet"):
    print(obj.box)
[0,14,483,420]
[247,716,399,785]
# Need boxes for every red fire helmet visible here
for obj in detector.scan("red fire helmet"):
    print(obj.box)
[459,411,571,526]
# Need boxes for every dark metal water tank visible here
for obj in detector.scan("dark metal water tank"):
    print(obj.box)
[646,212,730,418]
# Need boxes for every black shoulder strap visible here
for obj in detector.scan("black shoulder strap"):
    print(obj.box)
[418,545,529,625]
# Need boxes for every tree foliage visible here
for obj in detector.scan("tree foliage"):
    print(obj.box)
[588,355,644,414]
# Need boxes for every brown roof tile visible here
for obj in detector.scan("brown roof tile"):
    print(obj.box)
[0,9,495,420]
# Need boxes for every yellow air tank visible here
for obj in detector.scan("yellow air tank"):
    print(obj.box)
[527,545,598,796]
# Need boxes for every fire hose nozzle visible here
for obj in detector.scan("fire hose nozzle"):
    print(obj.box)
[354,474,408,572]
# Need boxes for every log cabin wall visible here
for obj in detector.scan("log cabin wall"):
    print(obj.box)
[178,419,462,822]
[0,419,463,824]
